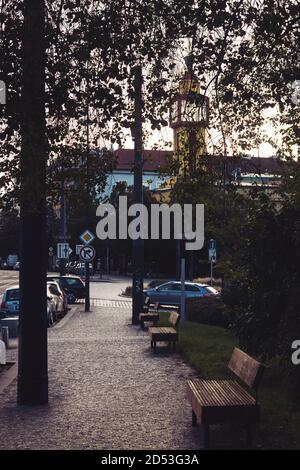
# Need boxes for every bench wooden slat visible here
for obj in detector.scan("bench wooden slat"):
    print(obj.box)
[228,347,264,390]
[187,379,259,426]
[186,348,265,447]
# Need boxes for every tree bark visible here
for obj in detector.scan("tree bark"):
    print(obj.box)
[18,0,48,405]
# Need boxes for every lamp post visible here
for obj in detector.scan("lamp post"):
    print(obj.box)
[132,64,144,325]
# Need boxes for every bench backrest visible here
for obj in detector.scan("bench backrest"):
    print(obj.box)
[153,301,160,310]
[228,347,264,390]
[169,311,180,327]
[144,296,150,306]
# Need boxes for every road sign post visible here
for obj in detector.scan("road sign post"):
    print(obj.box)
[209,239,217,286]
[180,258,186,326]
[80,231,95,313]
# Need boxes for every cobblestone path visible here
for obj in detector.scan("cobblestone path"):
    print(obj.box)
[0,305,203,450]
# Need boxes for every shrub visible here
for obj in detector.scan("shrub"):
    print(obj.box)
[185,296,232,328]
[122,285,132,297]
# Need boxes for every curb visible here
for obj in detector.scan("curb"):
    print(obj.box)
[52,305,81,330]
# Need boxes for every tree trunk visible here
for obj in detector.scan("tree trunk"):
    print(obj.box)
[18,0,48,405]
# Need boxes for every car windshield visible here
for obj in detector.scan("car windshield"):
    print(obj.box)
[59,278,84,288]
[6,289,20,301]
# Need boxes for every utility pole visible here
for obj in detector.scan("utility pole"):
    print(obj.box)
[18,0,48,405]
[85,74,90,312]
[132,65,144,325]
[59,178,67,276]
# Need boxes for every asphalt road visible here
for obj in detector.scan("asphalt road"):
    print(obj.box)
[0,269,132,301]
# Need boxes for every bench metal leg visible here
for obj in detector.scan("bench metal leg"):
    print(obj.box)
[173,341,176,352]
[203,425,210,450]
[150,340,153,349]
[153,341,157,352]
[192,410,197,426]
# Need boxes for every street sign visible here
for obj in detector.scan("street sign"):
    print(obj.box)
[68,247,73,256]
[80,230,95,245]
[209,239,216,250]
[209,249,217,263]
[76,244,84,255]
[57,243,70,259]
[79,245,96,262]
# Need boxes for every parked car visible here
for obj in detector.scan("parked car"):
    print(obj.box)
[0,285,20,318]
[47,282,65,317]
[47,297,55,327]
[144,281,219,307]
[47,275,85,304]
[0,285,55,327]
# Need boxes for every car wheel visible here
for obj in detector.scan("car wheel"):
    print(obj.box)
[67,292,76,304]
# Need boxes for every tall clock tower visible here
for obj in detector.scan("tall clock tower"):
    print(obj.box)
[169,56,209,176]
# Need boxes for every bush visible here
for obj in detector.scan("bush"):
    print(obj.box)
[122,285,132,297]
[185,296,232,328]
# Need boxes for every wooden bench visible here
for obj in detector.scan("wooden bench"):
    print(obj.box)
[139,301,160,330]
[186,347,265,449]
[148,311,180,352]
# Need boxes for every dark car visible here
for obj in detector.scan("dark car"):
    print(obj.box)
[144,281,219,307]
[47,275,85,304]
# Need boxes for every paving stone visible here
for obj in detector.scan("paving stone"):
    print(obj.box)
[0,305,202,450]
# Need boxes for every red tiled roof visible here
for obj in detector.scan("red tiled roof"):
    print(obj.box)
[113,149,286,174]
[113,149,172,171]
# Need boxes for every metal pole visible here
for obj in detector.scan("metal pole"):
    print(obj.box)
[176,239,181,280]
[106,246,109,279]
[180,258,185,326]
[210,259,213,286]
[18,0,48,405]
[59,181,67,276]
[132,65,144,325]
[85,65,90,313]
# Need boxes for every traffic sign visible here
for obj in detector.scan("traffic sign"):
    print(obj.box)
[209,248,216,263]
[80,230,95,245]
[57,243,70,259]
[76,244,84,255]
[209,239,216,250]
[79,245,96,262]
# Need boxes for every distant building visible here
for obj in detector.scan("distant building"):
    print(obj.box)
[103,148,171,196]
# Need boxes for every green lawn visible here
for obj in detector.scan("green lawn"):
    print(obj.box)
[159,311,300,450]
